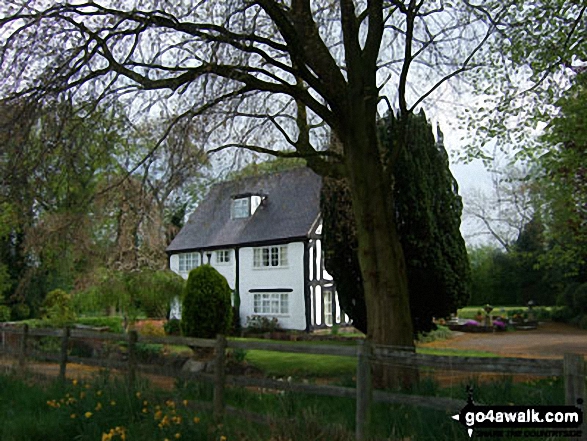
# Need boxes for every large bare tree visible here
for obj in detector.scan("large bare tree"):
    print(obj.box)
[1,0,505,386]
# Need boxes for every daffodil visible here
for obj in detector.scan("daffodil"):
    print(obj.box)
[85,411,93,418]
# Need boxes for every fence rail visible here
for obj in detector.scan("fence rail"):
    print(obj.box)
[0,324,585,441]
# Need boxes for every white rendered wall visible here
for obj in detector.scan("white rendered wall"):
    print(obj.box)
[238,242,306,330]
[207,249,237,290]
[169,251,236,290]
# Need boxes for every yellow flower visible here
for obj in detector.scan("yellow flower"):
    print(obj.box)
[72,379,78,386]
[96,390,103,396]
[110,400,117,406]
[101,433,112,441]
[70,413,76,419]
[193,416,200,424]
[143,400,149,406]
[135,392,141,398]
[220,436,227,441]
[142,407,149,414]
[182,400,188,406]
[174,434,181,439]
[95,402,103,411]
[85,411,93,418]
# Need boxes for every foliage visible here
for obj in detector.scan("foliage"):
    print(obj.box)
[136,322,166,338]
[0,0,516,383]
[163,318,182,336]
[74,269,184,320]
[181,265,232,339]
[322,112,470,334]
[463,1,586,162]
[0,305,10,322]
[10,303,30,320]
[245,315,280,334]
[129,270,185,319]
[41,289,77,327]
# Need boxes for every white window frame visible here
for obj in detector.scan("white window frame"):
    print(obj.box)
[231,197,250,219]
[253,245,288,268]
[216,249,231,264]
[179,252,200,274]
[253,293,289,315]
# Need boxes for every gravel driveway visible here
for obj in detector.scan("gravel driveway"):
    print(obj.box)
[420,321,587,358]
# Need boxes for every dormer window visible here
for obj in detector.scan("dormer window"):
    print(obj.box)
[231,197,250,219]
[231,193,265,219]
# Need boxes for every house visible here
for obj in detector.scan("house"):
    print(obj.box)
[166,167,350,331]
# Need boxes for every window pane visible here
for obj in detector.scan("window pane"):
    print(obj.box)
[232,198,250,219]
[271,247,279,266]
[262,248,270,266]
[280,246,288,266]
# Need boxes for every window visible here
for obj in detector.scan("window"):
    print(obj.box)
[253,293,289,315]
[231,197,250,219]
[179,252,200,273]
[253,245,288,268]
[324,290,333,326]
[216,249,230,264]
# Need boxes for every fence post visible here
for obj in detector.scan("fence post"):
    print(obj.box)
[127,330,138,388]
[356,339,372,441]
[564,353,586,441]
[18,324,29,370]
[58,327,70,385]
[214,334,227,424]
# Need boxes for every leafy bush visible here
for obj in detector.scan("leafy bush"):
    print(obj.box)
[74,269,185,320]
[130,270,185,319]
[11,303,30,320]
[41,289,76,327]
[164,318,181,336]
[181,265,233,338]
[137,321,166,337]
[246,315,280,333]
[75,316,124,333]
[551,305,577,323]
[573,283,587,313]
[0,305,10,322]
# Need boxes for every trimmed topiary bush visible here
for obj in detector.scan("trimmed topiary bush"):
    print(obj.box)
[181,265,233,338]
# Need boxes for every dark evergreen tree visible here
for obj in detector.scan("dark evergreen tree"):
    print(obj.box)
[322,111,470,334]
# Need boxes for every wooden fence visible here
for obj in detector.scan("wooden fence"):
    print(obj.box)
[1,324,585,441]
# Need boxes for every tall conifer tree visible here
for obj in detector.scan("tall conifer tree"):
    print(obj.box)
[321,111,470,334]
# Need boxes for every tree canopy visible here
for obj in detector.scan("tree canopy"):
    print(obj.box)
[1,0,563,386]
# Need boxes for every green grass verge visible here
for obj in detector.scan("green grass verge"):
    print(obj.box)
[1,371,565,441]
[245,349,357,378]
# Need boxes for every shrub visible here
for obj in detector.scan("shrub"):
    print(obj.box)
[130,270,185,319]
[137,321,166,337]
[0,305,10,322]
[573,283,587,313]
[164,318,181,336]
[246,315,280,333]
[181,265,233,338]
[41,289,76,327]
[11,303,30,320]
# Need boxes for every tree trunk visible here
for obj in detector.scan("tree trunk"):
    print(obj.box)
[340,115,416,389]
